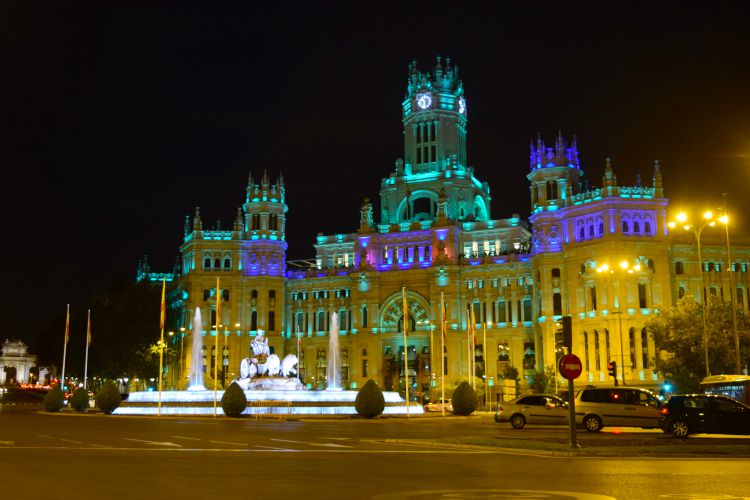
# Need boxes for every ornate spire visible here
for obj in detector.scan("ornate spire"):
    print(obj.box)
[184,215,190,237]
[193,207,202,231]
[358,197,374,233]
[653,160,663,196]
[602,157,617,187]
[278,172,285,202]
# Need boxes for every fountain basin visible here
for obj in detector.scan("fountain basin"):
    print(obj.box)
[113,389,423,416]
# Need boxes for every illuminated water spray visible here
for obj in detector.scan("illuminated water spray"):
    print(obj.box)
[187,307,206,391]
[327,312,341,390]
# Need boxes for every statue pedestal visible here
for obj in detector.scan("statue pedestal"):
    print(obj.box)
[235,377,306,391]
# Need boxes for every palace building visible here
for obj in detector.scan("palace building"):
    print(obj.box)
[145,57,750,398]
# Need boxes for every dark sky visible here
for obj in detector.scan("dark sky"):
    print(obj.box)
[5,2,750,350]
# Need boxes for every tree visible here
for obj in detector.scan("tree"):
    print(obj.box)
[355,379,385,418]
[646,296,749,393]
[451,381,478,415]
[95,380,122,415]
[221,382,248,418]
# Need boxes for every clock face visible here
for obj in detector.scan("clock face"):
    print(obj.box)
[416,92,432,110]
[458,97,466,114]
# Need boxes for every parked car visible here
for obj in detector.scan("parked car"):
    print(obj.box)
[659,394,750,438]
[575,386,661,432]
[494,394,568,428]
[424,399,453,412]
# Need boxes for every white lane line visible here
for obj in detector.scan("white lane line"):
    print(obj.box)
[0,440,14,446]
[270,438,353,448]
[209,440,247,446]
[124,438,182,447]
[172,435,201,441]
[59,438,84,445]
[254,445,295,451]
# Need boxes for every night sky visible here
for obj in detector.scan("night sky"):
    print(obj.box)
[5,3,750,354]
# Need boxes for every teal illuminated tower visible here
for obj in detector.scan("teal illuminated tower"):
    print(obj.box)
[380,56,491,224]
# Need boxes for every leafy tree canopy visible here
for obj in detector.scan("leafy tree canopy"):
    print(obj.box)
[646,296,749,393]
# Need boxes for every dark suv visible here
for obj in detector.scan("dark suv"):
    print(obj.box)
[659,394,750,438]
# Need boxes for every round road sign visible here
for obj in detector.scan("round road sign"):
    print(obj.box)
[558,354,583,380]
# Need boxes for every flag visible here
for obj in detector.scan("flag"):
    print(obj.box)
[64,304,70,344]
[470,305,477,346]
[86,309,91,346]
[440,295,447,339]
[159,278,166,330]
[402,287,408,336]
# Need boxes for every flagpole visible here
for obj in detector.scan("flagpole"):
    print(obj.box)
[470,306,476,390]
[84,309,90,390]
[214,277,220,416]
[158,278,166,416]
[296,315,301,382]
[402,286,409,417]
[440,292,446,417]
[466,304,471,384]
[61,304,69,391]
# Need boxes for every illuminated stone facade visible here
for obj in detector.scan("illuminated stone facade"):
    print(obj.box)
[159,57,750,397]
[0,340,37,385]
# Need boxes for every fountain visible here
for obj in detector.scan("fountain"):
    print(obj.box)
[326,311,341,390]
[114,311,421,416]
[187,307,206,391]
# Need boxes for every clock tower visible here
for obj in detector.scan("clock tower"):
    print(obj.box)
[402,56,467,175]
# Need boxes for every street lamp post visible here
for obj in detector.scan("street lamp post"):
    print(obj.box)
[596,260,642,386]
[719,197,741,375]
[179,327,185,390]
[668,211,717,377]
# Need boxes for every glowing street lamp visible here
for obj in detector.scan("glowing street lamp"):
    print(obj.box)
[667,210,717,377]
[596,260,641,385]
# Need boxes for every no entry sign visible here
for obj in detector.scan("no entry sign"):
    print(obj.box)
[558,354,583,380]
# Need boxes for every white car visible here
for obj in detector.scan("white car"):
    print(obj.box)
[494,394,568,428]
[423,399,453,412]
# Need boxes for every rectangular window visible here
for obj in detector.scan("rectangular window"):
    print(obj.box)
[471,241,478,258]
[478,280,484,289]
[483,241,490,256]
[523,298,532,322]
[638,283,648,308]
[590,286,597,311]
[498,301,506,323]
[362,360,368,377]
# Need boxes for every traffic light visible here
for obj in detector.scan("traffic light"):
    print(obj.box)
[607,361,618,386]
[561,315,572,348]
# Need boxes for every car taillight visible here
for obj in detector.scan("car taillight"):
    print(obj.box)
[660,407,669,416]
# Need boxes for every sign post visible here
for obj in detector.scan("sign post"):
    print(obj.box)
[559,352,582,449]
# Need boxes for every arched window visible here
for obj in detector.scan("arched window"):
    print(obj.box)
[579,227,585,240]
[204,258,211,268]
[598,221,604,236]
[214,258,221,268]
[268,311,275,331]
[269,290,276,307]
[644,221,652,234]
[622,221,629,233]
[588,225,595,238]
[362,305,368,328]
[675,262,684,274]
[678,286,685,299]
[633,221,641,234]
[223,258,231,269]
[250,310,258,331]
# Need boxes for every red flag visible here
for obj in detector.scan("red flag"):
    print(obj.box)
[64,304,70,344]
[86,309,91,346]
[159,279,166,330]
[470,305,477,346]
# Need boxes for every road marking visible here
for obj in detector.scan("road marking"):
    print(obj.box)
[59,438,84,445]
[270,438,353,448]
[209,440,247,446]
[0,440,14,446]
[37,434,55,439]
[371,489,617,499]
[254,445,295,451]
[124,438,182,447]
[172,435,201,441]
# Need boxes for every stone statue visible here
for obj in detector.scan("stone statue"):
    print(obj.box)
[236,331,300,389]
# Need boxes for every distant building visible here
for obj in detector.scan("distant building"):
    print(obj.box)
[147,57,750,396]
[0,340,37,385]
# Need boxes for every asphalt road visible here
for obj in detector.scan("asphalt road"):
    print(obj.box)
[1,406,749,500]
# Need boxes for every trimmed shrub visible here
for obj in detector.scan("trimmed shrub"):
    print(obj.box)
[452,381,478,416]
[95,381,121,415]
[43,385,65,413]
[221,382,248,418]
[355,379,385,419]
[70,388,90,413]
